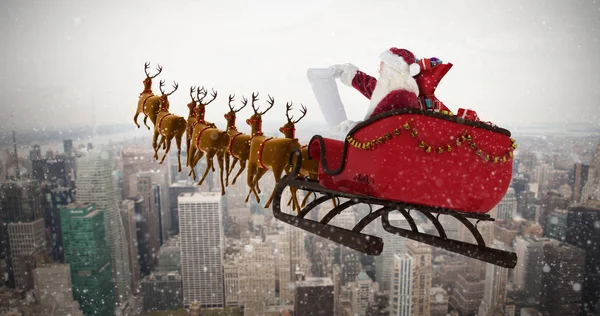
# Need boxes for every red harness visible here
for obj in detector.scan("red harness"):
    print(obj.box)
[157,113,172,136]
[257,137,274,170]
[195,126,213,148]
[228,131,243,159]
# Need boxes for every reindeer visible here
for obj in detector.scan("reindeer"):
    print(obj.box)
[188,92,231,196]
[185,86,217,167]
[187,86,218,178]
[134,62,163,129]
[185,86,199,165]
[222,94,247,186]
[224,93,271,188]
[279,102,336,209]
[244,95,301,211]
[150,81,187,172]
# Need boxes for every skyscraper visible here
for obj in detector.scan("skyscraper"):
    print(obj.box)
[76,150,132,302]
[581,137,600,202]
[61,203,115,316]
[178,192,224,308]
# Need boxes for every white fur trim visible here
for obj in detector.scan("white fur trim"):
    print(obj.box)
[380,49,419,76]
[409,63,420,76]
[339,63,359,87]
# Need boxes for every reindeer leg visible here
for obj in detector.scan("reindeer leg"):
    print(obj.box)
[250,167,268,204]
[198,154,213,185]
[228,157,239,177]
[134,112,141,128]
[144,115,150,130]
[185,137,191,167]
[264,168,284,209]
[191,150,205,180]
[187,146,196,177]
[231,159,245,185]
[176,133,183,172]
[152,131,160,159]
[159,137,172,164]
[224,151,231,186]
[245,162,259,203]
[217,151,226,195]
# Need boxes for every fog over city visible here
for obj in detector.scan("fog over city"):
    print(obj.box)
[1,0,599,134]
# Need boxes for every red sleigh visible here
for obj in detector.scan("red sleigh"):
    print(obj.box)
[272,108,518,269]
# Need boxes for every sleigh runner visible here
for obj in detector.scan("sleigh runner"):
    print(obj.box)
[273,109,518,269]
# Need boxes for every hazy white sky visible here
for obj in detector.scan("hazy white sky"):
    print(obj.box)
[1,0,599,131]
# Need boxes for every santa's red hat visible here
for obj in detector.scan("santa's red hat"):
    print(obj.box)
[380,47,421,77]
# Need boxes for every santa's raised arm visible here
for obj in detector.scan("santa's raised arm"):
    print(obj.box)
[329,47,422,134]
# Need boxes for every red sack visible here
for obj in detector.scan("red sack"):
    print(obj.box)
[414,58,453,114]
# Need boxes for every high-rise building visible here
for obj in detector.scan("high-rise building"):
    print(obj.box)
[178,192,224,308]
[449,273,485,316]
[565,205,600,315]
[76,150,132,302]
[540,240,585,316]
[514,236,548,302]
[375,213,409,292]
[141,271,183,312]
[168,181,197,235]
[581,137,600,202]
[32,263,84,315]
[295,277,334,316]
[497,187,518,221]
[63,139,73,156]
[120,200,140,291]
[7,218,46,289]
[479,241,510,316]
[570,163,589,203]
[351,271,378,316]
[61,203,115,316]
[390,254,412,316]
[0,179,44,261]
[406,242,432,316]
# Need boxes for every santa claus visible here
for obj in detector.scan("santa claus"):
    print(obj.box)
[329,47,421,134]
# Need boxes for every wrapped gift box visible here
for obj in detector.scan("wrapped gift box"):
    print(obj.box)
[457,108,479,121]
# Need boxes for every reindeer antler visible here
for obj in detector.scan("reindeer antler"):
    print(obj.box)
[260,94,275,115]
[197,86,207,102]
[250,92,260,114]
[285,102,294,123]
[144,62,162,78]
[165,81,178,96]
[159,79,166,94]
[205,88,217,105]
[197,86,217,105]
[228,94,236,111]
[189,86,197,101]
[293,103,307,124]
[229,94,248,112]
[238,96,248,112]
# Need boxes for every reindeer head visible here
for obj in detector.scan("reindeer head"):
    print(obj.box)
[158,79,178,111]
[279,102,307,139]
[224,94,247,129]
[143,62,162,88]
[195,86,218,120]
[186,86,198,118]
[246,92,274,135]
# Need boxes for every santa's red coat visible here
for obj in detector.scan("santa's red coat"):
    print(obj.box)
[352,67,449,117]
[350,70,420,118]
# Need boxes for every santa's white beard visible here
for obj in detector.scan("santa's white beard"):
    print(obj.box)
[364,65,419,119]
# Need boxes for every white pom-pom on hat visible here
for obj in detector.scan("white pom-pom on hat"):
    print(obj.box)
[380,47,421,76]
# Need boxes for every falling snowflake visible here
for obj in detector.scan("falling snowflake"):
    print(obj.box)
[542,264,551,273]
